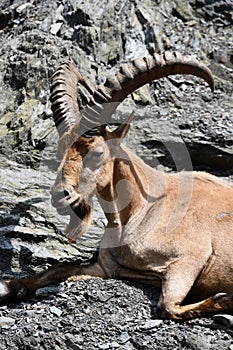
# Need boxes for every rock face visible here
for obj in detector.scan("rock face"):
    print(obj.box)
[0,0,232,349]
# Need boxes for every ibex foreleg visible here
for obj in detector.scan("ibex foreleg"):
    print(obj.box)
[0,262,106,302]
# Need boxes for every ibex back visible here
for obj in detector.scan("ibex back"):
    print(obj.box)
[1,52,232,320]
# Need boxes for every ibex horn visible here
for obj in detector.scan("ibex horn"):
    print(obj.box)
[78,52,214,135]
[50,61,94,137]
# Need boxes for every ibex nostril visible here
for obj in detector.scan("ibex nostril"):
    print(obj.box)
[64,190,71,198]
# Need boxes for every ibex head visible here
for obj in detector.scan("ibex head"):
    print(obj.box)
[50,115,134,242]
[50,52,214,242]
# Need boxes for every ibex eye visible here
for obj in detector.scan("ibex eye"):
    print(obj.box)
[84,146,104,165]
[91,146,104,160]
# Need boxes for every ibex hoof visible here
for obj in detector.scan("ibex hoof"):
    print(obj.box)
[0,281,11,301]
[213,293,227,301]
[0,280,29,302]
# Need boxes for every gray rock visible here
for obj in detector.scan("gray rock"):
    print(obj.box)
[35,285,61,297]
[0,316,15,328]
[98,344,110,350]
[49,306,63,317]
[213,314,233,328]
[120,331,131,344]
[141,319,163,329]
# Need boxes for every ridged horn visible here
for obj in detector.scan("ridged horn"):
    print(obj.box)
[50,61,94,137]
[78,51,214,135]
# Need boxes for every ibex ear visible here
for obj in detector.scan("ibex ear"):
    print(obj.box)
[107,111,135,141]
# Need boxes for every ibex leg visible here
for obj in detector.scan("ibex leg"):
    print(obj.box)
[0,262,106,303]
[158,291,233,320]
[156,255,229,319]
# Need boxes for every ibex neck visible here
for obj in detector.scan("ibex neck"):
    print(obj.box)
[97,145,161,228]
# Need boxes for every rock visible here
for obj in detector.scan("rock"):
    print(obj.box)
[98,343,110,349]
[213,314,233,328]
[141,319,163,329]
[35,285,61,297]
[50,22,62,35]
[50,306,63,317]
[0,316,15,328]
[181,332,212,350]
[132,86,154,105]
[120,332,131,344]
[174,0,197,21]
[16,3,32,14]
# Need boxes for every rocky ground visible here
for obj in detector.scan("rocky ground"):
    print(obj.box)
[0,0,232,349]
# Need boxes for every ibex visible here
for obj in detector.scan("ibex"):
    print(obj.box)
[0,52,232,320]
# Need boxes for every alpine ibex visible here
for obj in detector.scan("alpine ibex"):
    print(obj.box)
[1,52,233,320]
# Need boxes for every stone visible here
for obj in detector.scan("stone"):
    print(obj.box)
[213,314,233,328]
[50,306,63,317]
[35,285,61,297]
[50,23,63,35]
[16,3,32,13]
[98,343,110,349]
[141,319,163,329]
[0,316,15,328]
[120,332,131,344]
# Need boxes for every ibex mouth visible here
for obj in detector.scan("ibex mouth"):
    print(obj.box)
[52,193,81,215]
[64,200,93,242]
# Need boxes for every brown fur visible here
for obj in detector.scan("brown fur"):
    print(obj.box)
[1,124,232,320]
[0,54,231,319]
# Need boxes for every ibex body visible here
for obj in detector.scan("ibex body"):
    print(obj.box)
[1,52,232,320]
